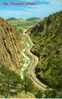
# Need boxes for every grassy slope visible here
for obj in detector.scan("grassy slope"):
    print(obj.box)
[8,18,40,33]
[28,11,62,92]
[0,64,22,97]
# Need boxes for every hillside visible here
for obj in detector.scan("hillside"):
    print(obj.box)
[0,18,37,98]
[7,18,17,21]
[26,17,40,22]
[0,18,25,97]
[0,18,23,72]
[27,11,62,95]
[8,18,40,33]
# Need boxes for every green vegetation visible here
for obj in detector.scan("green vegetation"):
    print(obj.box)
[8,18,40,33]
[44,90,56,98]
[0,11,62,98]
[0,64,22,97]
[21,75,33,93]
[28,11,62,96]
[35,89,56,98]
[0,64,35,98]
[35,90,43,98]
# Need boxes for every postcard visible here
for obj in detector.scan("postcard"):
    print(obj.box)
[0,0,62,98]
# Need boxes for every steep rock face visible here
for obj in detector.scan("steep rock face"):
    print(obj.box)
[0,18,21,72]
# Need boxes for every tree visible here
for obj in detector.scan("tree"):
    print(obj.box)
[35,90,43,98]
[44,89,56,98]
[22,76,33,93]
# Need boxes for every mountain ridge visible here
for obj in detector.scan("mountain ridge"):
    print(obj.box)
[27,11,62,93]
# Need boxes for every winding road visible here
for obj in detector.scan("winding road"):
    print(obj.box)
[20,32,48,91]
[26,34,48,91]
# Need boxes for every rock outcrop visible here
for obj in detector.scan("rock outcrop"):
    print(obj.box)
[0,18,22,72]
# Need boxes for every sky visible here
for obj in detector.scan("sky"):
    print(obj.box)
[0,0,62,19]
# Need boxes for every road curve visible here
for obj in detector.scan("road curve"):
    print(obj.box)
[25,33,48,91]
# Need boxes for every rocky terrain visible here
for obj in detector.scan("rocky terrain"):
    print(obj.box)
[0,18,24,97]
[0,18,22,72]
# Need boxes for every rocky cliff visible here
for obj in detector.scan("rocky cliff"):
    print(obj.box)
[0,18,22,72]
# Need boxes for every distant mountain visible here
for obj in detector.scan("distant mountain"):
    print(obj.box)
[7,17,40,21]
[8,17,41,31]
[7,18,24,21]
[28,11,62,96]
[7,17,17,21]
[27,17,40,21]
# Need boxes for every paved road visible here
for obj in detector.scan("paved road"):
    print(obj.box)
[27,49,47,91]
[21,31,52,91]
[24,33,48,91]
